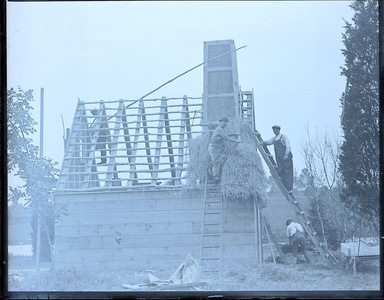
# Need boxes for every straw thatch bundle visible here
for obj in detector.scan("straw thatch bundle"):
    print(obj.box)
[185,131,211,188]
[185,118,268,208]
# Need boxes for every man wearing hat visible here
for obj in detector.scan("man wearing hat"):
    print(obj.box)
[208,117,241,182]
[91,108,110,165]
[262,125,293,193]
[286,218,312,264]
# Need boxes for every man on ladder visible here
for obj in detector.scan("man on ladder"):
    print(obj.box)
[262,125,293,193]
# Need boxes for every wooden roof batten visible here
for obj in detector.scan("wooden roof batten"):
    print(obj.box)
[56,96,203,192]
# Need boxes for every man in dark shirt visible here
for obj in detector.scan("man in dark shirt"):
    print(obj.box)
[208,117,241,182]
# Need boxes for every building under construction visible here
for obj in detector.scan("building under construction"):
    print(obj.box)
[54,40,337,277]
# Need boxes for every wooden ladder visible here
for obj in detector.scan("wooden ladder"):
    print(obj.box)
[239,89,255,129]
[245,125,338,266]
[200,181,223,280]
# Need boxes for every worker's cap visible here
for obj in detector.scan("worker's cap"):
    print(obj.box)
[219,117,229,122]
[286,218,293,226]
[272,125,281,130]
[90,108,99,115]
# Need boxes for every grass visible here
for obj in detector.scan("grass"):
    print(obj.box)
[8,255,380,292]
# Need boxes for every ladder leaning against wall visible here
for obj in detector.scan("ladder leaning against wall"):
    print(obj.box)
[245,125,338,266]
[200,180,223,280]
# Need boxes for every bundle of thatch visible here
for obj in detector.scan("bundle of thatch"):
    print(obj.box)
[185,118,268,208]
[185,131,211,188]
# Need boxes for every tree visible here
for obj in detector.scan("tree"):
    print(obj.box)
[339,0,379,230]
[300,127,359,250]
[7,87,59,262]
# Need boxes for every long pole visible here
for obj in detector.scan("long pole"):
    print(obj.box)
[35,88,44,271]
[126,45,247,109]
[40,88,44,158]
[88,45,248,128]
[87,45,248,129]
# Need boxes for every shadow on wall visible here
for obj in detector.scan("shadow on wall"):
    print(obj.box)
[262,191,310,242]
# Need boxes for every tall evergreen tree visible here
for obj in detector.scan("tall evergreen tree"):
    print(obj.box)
[339,1,379,229]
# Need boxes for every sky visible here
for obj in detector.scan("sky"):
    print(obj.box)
[7,1,356,180]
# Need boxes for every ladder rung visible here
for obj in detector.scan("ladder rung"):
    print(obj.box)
[292,200,298,204]
[305,221,311,225]
[299,211,305,215]
[202,178,222,279]
[312,232,317,236]
[266,154,273,157]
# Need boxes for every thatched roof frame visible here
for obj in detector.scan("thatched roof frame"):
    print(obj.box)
[185,118,268,208]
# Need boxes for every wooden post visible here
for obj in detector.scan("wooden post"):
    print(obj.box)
[263,216,288,264]
[35,216,41,271]
[128,102,142,186]
[175,96,188,185]
[254,200,262,264]
[105,101,123,187]
[139,100,153,171]
[164,102,176,180]
[36,87,44,271]
[152,97,167,185]
[82,102,104,189]
[261,213,276,264]
[101,102,111,159]
[121,102,138,184]
[258,204,263,262]
[251,88,255,130]
[184,97,192,139]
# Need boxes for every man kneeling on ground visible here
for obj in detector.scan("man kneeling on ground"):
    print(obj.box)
[286,218,312,264]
